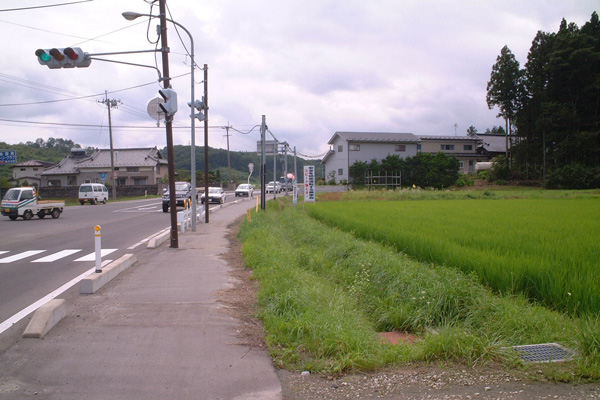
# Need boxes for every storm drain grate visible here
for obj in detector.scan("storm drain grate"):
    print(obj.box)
[510,343,575,363]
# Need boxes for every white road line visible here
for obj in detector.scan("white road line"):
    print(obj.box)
[0,251,8,256]
[74,249,118,262]
[0,250,46,264]
[114,202,161,212]
[0,259,112,335]
[32,249,82,263]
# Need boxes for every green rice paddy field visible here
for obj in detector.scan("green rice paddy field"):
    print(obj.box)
[307,198,600,316]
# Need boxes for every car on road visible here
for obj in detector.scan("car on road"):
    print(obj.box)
[78,183,109,205]
[265,181,281,193]
[201,187,226,204]
[234,184,254,197]
[162,181,193,212]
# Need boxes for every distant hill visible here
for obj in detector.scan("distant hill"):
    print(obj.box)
[0,138,322,189]
[165,145,323,185]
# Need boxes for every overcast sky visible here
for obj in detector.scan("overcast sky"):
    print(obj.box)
[0,0,597,158]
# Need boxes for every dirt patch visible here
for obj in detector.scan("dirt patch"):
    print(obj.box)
[219,217,600,400]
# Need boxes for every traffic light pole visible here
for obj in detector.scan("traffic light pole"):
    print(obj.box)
[158,0,179,249]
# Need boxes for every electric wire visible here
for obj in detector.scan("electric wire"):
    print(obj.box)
[0,0,93,12]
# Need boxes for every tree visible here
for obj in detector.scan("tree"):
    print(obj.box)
[486,45,523,165]
[466,125,478,137]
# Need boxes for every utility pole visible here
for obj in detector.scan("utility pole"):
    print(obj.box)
[98,90,120,202]
[203,64,210,223]
[223,124,232,185]
[260,115,266,210]
[158,0,178,248]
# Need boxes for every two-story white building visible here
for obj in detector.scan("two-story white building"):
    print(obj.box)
[322,131,420,183]
[418,136,484,174]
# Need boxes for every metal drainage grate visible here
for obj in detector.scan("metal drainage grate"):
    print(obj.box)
[510,343,575,363]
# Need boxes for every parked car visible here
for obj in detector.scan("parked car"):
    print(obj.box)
[162,181,193,212]
[201,187,226,204]
[235,184,254,197]
[78,183,109,205]
[265,181,281,193]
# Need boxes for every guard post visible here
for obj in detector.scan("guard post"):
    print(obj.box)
[94,225,102,273]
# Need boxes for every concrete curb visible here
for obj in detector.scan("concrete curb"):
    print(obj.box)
[22,299,66,339]
[80,254,137,294]
[147,230,170,249]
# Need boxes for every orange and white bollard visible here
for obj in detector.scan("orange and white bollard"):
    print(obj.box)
[94,225,102,273]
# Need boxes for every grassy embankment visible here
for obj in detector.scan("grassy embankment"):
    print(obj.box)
[238,188,600,380]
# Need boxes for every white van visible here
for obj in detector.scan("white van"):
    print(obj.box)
[79,183,109,205]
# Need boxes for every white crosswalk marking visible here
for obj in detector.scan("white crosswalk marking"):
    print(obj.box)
[32,249,82,263]
[0,250,46,263]
[74,249,118,262]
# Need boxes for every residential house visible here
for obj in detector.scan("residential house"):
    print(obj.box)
[418,136,486,174]
[475,133,508,159]
[40,147,168,187]
[322,131,420,183]
[10,159,56,187]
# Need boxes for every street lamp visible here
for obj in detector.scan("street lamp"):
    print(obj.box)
[122,11,203,231]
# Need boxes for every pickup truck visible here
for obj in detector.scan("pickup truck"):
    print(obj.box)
[1,187,64,220]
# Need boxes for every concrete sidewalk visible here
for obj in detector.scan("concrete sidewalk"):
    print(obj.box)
[0,199,282,399]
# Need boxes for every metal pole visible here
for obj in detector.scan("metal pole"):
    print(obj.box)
[188,28,197,232]
[273,139,277,200]
[284,143,288,196]
[103,91,117,202]
[225,124,232,184]
[203,64,210,223]
[159,0,178,248]
[260,115,266,210]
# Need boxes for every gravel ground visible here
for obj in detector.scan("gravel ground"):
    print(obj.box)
[222,220,600,400]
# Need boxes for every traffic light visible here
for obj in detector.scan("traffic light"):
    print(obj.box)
[35,47,91,69]
[188,97,206,121]
[158,88,178,116]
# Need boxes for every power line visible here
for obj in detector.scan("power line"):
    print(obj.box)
[0,0,93,12]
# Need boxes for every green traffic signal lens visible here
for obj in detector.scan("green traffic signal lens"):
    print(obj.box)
[35,49,51,62]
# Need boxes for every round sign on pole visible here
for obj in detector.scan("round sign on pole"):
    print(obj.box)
[147,97,166,121]
[113,172,118,177]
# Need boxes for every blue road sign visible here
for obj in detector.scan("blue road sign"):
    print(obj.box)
[0,150,17,165]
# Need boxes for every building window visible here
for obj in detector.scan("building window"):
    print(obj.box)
[338,168,343,176]
[464,145,473,151]
[441,144,455,151]
[349,144,360,151]
[459,161,464,169]
[337,145,343,152]
[133,178,147,185]
[417,144,422,151]
[20,168,26,171]
[33,168,39,171]
[48,180,61,187]
[395,144,406,152]
[127,167,139,173]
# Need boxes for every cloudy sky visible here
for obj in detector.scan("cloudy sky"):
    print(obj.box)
[0,0,597,158]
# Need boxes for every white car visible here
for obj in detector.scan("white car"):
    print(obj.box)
[201,187,226,204]
[265,181,281,193]
[235,184,254,197]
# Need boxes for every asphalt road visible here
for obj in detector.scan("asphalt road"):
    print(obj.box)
[0,197,187,327]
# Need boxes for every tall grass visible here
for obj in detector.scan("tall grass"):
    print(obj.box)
[307,198,600,316]
[239,200,599,378]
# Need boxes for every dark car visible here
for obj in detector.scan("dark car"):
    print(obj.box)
[162,181,193,212]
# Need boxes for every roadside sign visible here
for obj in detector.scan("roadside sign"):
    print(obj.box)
[256,140,278,156]
[0,150,17,165]
[304,165,315,202]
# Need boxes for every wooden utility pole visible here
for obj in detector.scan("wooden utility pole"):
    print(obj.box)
[159,0,178,248]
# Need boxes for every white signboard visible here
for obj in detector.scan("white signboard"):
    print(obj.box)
[303,165,315,202]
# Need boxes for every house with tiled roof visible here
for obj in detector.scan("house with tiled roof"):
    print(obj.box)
[40,147,168,187]
[10,159,57,187]
[321,131,420,183]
